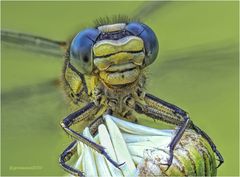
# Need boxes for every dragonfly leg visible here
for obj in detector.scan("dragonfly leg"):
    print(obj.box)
[60,102,123,174]
[126,92,223,169]
[192,124,224,167]
[88,115,105,136]
[143,93,224,168]
[59,140,84,177]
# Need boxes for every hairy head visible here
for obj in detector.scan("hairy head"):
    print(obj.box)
[68,17,159,87]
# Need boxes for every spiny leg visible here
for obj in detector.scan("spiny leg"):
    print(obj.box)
[192,124,224,167]
[88,115,105,136]
[59,140,84,177]
[127,92,223,169]
[59,116,114,176]
[60,102,124,174]
[127,100,190,169]
[143,93,224,167]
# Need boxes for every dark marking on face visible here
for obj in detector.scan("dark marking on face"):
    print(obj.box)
[96,30,131,41]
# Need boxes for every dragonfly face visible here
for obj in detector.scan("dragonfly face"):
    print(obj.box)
[69,22,158,86]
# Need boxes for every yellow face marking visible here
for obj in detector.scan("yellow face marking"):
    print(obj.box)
[65,66,82,94]
[94,51,144,71]
[99,68,140,85]
[106,63,136,72]
[92,36,145,86]
[93,36,144,57]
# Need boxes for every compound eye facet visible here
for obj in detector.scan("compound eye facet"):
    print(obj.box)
[125,22,145,36]
[126,22,159,66]
[70,28,100,74]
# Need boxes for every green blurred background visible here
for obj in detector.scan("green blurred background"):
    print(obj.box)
[1,1,239,176]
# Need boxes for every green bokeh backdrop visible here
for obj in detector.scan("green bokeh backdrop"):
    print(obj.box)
[1,1,239,176]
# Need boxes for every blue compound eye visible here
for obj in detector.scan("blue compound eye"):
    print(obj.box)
[70,28,100,74]
[126,22,159,66]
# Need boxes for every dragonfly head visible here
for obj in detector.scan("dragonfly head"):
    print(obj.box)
[69,22,159,86]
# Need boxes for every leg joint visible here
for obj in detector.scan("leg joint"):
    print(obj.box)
[60,151,72,162]
[60,119,70,128]
[134,103,144,113]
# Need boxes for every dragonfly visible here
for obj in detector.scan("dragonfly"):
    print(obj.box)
[2,1,236,176]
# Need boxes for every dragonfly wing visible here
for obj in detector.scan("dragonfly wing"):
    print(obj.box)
[132,1,169,20]
[157,40,237,78]
[1,29,67,58]
[144,39,237,107]
[3,41,236,104]
[1,78,61,103]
